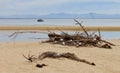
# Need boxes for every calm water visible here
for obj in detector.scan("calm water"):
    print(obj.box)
[0,18,120,26]
[0,19,120,42]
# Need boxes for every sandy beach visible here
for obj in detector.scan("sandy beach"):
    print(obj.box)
[0,39,120,73]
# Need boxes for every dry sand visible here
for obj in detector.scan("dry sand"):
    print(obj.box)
[0,39,120,73]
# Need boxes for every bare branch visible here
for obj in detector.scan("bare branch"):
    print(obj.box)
[22,52,36,62]
[74,19,89,38]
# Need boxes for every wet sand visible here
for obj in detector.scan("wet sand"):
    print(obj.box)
[0,39,120,73]
[0,26,120,31]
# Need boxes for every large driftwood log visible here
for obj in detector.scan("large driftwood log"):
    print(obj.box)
[38,51,95,66]
[23,51,95,66]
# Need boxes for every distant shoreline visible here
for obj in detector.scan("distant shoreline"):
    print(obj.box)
[1,13,120,19]
[0,17,120,19]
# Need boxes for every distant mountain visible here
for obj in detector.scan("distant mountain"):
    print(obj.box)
[1,13,120,18]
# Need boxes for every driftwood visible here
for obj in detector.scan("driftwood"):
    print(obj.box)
[100,44,112,49]
[45,19,115,49]
[23,51,95,66]
[36,64,47,68]
[38,51,95,66]
[9,19,115,49]
[22,51,37,62]
[74,19,89,38]
[46,31,114,49]
[9,31,49,39]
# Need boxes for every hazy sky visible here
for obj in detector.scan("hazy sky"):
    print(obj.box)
[0,0,120,16]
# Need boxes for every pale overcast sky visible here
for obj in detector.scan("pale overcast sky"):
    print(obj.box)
[0,0,120,16]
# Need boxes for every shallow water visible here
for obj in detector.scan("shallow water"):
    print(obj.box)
[0,19,120,42]
[0,18,120,26]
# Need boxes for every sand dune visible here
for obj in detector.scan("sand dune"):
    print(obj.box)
[0,39,120,73]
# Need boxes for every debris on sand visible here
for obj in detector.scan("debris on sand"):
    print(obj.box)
[36,64,47,68]
[9,19,115,49]
[23,51,95,66]
[44,19,115,49]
